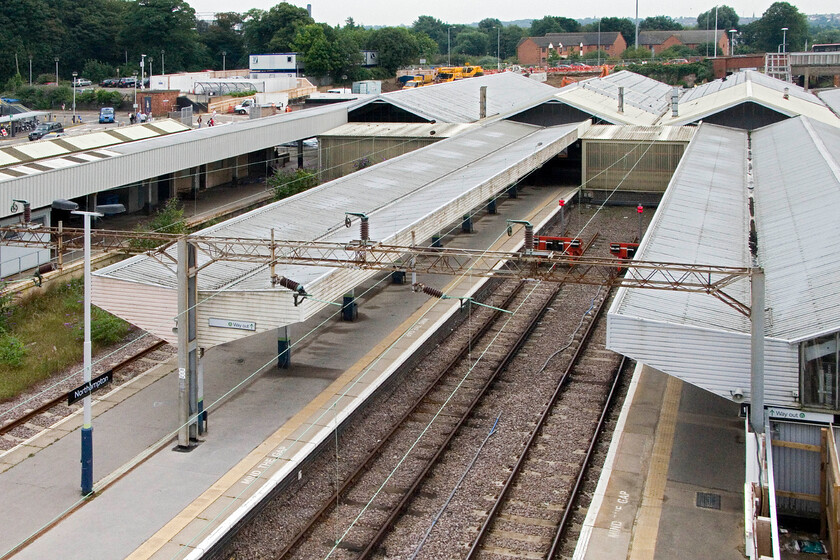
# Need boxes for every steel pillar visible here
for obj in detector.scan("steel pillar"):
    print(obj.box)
[177,239,199,449]
[750,268,765,434]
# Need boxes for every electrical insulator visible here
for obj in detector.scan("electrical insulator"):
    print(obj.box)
[412,282,444,299]
[277,276,304,293]
[360,218,369,242]
[524,224,534,252]
[23,203,31,224]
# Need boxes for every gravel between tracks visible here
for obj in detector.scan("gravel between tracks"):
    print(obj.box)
[216,203,648,560]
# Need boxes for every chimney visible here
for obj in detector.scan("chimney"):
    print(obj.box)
[671,87,679,117]
[783,87,789,100]
[618,86,624,113]
[479,85,487,119]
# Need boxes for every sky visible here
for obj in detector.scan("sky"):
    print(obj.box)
[187,0,837,27]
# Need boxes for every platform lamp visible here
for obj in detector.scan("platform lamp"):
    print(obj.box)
[729,29,737,56]
[781,27,788,53]
[52,199,126,495]
[72,72,77,122]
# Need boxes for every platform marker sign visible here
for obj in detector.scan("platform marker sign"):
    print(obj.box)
[209,317,257,331]
[67,371,113,405]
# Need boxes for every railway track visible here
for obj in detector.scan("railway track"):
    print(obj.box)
[216,216,637,560]
[0,339,172,445]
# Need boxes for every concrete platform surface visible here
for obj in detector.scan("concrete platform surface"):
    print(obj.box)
[576,364,746,560]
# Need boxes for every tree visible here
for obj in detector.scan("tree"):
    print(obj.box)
[641,16,683,31]
[500,25,526,60]
[366,27,430,73]
[584,17,636,47]
[547,50,560,65]
[697,5,739,33]
[412,15,448,54]
[621,47,652,60]
[293,24,340,76]
[119,0,202,73]
[455,31,490,57]
[530,16,581,37]
[199,12,245,70]
[242,3,314,55]
[752,2,808,52]
[813,29,840,45]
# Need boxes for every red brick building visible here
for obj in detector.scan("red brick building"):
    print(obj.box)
[517,32,627,66]
[638,30,730,56]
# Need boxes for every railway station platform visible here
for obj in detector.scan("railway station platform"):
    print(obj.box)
[0,184,578,559]
[575,363,746,560]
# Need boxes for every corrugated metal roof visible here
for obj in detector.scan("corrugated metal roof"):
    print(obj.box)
[96,120,585,294]
[818,88,840,116]
[526,32,623,48]
[0,104,349,220]
[581,124,695,143]
[752,117,840,341]
[0,120,190,170]
[611,115,840,345]
[349,72,558,123]
[612,123,751,332]
[552,71,673,126]
[660,70,840,127]
[318,122,475,138]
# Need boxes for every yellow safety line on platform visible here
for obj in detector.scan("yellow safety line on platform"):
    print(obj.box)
[628,375,683,560]
[128,186,575,559]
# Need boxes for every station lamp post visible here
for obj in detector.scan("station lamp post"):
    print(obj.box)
[133,74,138,114]
[28,55,32,86]
[496,27,501,71]
[781,27,788,53]
[140,54,146,90]
[729,29,737,55]
[52,199,126,495]
[54,56,59,84]
[161,49,165,76]
[72,71,77,122]
[448,27,453,66]
[222,51,227,72]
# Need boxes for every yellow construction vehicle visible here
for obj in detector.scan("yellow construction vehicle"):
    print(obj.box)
[401,74,434,89]
[434,65,483,83]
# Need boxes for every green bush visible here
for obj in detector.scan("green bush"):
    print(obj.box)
[36,73,55,84]
[129,197,188,250]
[270,168,319,201]
[90,308,130,345]
[0,333,26,367]
[229,90,258,98]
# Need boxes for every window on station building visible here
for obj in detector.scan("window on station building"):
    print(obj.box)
[801,333,839,409]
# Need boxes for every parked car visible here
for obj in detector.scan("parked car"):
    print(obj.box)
[100,78,118,87]
[118,77,136,88]
[28,121,64,141]
[667,58,690,65]
[99,107,115,123]
[73,78,92,87]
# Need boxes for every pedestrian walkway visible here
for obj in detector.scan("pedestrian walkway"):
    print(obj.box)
[575,364,745,560]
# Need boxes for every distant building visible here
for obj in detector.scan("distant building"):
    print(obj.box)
[517,32,627,66]
[249,53,303,77]
[637,30,730,56]
[361,50,379,68]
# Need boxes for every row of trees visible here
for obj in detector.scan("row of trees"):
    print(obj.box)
[1,0,838,87]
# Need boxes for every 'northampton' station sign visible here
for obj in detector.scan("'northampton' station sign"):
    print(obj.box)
[67,371,114,406]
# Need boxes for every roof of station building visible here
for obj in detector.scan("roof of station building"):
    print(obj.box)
[348,72,559,123]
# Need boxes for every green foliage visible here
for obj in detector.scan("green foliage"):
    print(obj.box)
[89,307,130,345]
[243,3,314,54]
[621,47,653,60]
[229,90,258,98]
[697,5,739,32]
[658,45,694,59]
[5,73,24,92]
[582,49,611,62]
[626,60,713,86]
[36,73,54,85]
[530,15,581,36]
[813,29,840,44]
[81,60,116,83]
[547,50,561,65]
[366,27,431,73]
[583,17,637,47]
[752,2,808,52]
[641,16,683,31]
[129,197,188,251]
[0,333,26,367]
[270,168,319,201]
[455,31,489,56]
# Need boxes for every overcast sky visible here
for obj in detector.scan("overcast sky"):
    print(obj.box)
[187,0,835,26]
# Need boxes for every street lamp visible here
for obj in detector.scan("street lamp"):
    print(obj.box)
[729,29,737,56]
[51,199,126,495]
[161,49,165,76]
[140,54,146,90]
[496,27,501,71]
[448,27,453,66]
[28,55,32,86]
[72,71,77,122]
[782,27,788,53]
[133,74,138,114]
[713,5,719,57]
[54,56,59,84]
[222,51,227,72]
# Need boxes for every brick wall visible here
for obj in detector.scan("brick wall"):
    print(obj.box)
[135,90,180,117]
[517,38,543,66]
